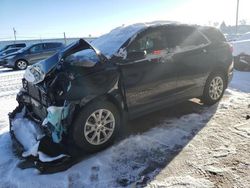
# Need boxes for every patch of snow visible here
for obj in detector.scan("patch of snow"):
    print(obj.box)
[204,165,225,175]
[37,152,68,162]
[11,108,68,162]
[11,111,44,157]
[22,142,40,157]
[0,103,214,187]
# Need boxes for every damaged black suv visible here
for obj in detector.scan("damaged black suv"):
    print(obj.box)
[10,22,233,154]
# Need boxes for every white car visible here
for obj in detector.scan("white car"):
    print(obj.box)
[231,34,250,71]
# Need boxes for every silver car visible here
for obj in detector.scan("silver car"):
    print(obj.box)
[1,42,64,70]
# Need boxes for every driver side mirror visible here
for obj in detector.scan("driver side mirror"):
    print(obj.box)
[127,51,146,60]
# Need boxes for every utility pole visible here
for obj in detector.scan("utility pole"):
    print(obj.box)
[63,32,66,45]
[13,27,16,43]
[236,0,239,34]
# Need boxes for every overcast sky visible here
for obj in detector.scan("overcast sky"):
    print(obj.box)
[0,0,249,40]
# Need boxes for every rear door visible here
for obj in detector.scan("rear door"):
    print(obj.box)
[170,26,211,98]
[119,27,178,116]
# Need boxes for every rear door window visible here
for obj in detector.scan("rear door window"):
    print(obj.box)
[163,26,209,53]
[200,28,226,43]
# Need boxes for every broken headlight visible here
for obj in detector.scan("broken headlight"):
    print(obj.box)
[24,64,45,84]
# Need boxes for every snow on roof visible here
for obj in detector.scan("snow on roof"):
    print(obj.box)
[91,21,178,58]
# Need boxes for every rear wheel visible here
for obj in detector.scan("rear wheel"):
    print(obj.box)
[15,60,28,70]
[71,100,120,153]
[201,72,226,105]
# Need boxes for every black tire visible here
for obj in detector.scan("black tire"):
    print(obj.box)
[71,100,120,153]
[15,60,28,70]
[201,71,227,106]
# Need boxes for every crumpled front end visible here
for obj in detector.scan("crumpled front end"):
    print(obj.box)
[8,38,120,173]
[9,87,76,173]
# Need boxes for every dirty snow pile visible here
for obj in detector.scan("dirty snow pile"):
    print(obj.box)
[0,70,249,187]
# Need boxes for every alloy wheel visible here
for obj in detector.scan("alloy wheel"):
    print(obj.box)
[17,60,27,70]
[209,76,224,100]
[84,109,115,145]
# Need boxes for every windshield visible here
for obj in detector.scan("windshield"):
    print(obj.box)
[91,23,146,58]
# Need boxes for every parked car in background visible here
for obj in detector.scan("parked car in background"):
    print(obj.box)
[0,48,22,66]
[234,53,250,71]
[0,48,21,58]
[0,43,26,52]
[224,34,240,42]
[231,36,250,71]
[1,42,64,70]
[10,22,233,154]
[237,32,250,41]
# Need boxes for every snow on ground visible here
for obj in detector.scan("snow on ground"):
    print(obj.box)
[229,70,250,92]
[0,70,249,187]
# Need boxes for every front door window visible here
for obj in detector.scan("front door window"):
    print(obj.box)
[30,44,44,53]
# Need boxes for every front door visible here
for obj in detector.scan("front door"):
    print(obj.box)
[119,28,178,116]
[26,43,45,64]
[43,43,60,59]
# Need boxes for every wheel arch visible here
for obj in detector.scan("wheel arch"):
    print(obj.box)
[209,64,229,86]
[76,91,127,121]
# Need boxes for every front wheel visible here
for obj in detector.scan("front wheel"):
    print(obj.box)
[201,72,226,105]
[15,60,28,70]
[71,100,120,153]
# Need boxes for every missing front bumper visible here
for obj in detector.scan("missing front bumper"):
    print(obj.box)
[8,97,77,173]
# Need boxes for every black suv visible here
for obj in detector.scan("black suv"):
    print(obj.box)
[10,22,233,153]
[2,42,64,70]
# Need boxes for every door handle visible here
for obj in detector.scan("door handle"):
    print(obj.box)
[202,49,207,53]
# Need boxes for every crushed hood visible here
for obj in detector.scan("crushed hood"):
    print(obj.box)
[24,39,106,84]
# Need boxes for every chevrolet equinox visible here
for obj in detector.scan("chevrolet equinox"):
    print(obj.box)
[10,22,233,153]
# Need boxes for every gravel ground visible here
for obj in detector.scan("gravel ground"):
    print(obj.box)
[147,89,250,188]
